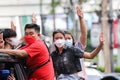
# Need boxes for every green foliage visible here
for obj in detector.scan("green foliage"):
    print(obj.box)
[114,66,120,72]
[85,30,94,52]
[97,66,105,72]
[84,30,98,61]
[50,0,61,14]
[97,66,120,72]
[114,55,117,62]
[78,0,88,4]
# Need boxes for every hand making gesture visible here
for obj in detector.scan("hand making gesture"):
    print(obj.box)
[11,21,16,31]
[99,32,104,46]
[76,6,84,19]
[32,13,37,24]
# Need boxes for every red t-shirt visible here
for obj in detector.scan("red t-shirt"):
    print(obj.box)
[20,40,54,80]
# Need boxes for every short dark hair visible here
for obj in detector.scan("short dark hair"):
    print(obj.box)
[3,29,16,40]
[24,23,40,33]
[52,29,65,40]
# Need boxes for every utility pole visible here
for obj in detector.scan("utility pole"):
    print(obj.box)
[101,0,112,73]
[69,0,77,40]
[70,0,81,40]
[108,0,114,72]
[52,0,56,31]
[40,0,45,35]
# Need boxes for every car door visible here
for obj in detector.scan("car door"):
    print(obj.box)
[0,53,28,80]
[14,63,28,80]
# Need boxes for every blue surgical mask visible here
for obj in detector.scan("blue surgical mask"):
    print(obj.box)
[65,39,73,47]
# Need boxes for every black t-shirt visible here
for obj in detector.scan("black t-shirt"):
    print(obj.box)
[51,46,84,75]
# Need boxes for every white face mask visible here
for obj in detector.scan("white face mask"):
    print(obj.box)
[10,38,19,46]
[65,39,73,47]
[54,39,65,48]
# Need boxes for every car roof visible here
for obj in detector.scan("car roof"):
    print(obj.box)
[0,53,18,63]
[86,68,103,76]
[102,73,120,79]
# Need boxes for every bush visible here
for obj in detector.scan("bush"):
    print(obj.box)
[114,66,120,72]
[114,55,117,62]
[97,66,120,72]
[97,66,105,72]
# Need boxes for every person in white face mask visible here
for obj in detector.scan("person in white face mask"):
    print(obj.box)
[51,29,104,80]
[10,38,19,47]
[3,29,19,49]
[54,39,65,48]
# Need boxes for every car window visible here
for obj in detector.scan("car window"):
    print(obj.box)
[0,53,28,80]
[0,62,27,80]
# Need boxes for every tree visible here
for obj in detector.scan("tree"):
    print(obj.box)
[50,0,61,31]
[101,0,112,73]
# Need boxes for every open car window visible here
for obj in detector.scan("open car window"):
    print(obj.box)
[0,53,28,80]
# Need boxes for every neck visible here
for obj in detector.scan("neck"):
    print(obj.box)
[4,43,13,49]
[58,47,64,54]
[36,36,40,40]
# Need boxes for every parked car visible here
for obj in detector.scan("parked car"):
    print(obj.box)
[101,73,120,80]
[0,53,28,80]
[86,68,103,80]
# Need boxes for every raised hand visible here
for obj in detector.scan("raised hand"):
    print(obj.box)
[76,6,84,19]
[32,13,37,24]
[11,21,16,31]
[99,32,104,45]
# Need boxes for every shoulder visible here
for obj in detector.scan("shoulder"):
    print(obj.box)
[66,46,76,50]
[69,46,84,53]
[51,51,57,59]
[32,40,44,46]
[75,41,85,50]
[26,40,45,50]
[51,50,57,56]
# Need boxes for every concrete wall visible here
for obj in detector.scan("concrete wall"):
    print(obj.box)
[0,0,41,29]
[0,0,40,16]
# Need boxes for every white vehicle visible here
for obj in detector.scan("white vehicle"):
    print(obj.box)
[86,68,103,80]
